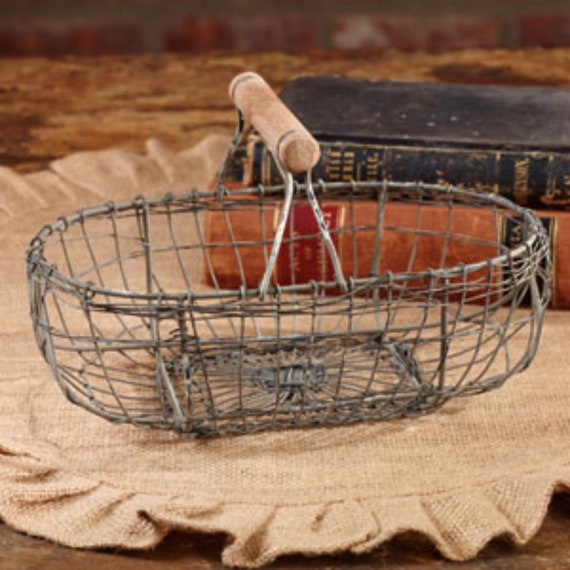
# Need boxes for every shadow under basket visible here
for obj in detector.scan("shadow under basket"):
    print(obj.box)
[26,180,551,436]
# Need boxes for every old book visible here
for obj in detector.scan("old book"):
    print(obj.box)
[203,201,567,308]
[223,77,570,210]
[235,137,570,210]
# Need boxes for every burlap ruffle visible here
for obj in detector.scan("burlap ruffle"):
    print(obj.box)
[1,137,569,567]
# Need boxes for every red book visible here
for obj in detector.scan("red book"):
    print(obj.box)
[205,200,565,308]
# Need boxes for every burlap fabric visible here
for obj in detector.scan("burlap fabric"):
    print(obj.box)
[1,136,569,568]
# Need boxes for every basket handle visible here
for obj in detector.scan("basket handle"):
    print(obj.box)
[228,72,346,297]
[229,72,320,174]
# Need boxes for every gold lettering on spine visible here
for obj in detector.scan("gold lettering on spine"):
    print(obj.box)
[513,158,529,206]
[342,151,355,182]
[366,153,380,181]
[327,149,342,180]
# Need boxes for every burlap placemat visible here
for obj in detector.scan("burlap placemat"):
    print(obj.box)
[1,136,569,568]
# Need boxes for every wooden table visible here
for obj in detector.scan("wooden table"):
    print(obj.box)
[1,48,569,569]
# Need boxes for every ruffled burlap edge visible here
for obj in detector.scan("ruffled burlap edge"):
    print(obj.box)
[0,445,568,567]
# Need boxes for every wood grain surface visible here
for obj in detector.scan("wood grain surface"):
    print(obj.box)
[1,48,569,568]
[0,49,568,173]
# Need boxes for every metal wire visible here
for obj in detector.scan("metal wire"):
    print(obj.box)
[27,178,551,437]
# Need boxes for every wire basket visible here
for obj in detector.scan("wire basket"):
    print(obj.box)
[26,73,551,437]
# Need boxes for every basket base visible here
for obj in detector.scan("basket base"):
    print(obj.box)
[253,361,328,399]
[162,336,439,435]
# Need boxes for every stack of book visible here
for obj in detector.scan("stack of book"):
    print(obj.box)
[217,76,570,308]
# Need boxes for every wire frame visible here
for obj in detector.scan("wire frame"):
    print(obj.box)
[26,180,551,436]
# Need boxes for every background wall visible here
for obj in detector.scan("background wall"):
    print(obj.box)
[0,0,569,56]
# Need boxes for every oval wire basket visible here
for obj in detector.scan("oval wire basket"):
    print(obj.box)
[26,73,551,437]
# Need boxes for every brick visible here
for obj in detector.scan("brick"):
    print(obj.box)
[68,23,143,55]
[333,16,422,51]
[163,18,231,52]
[163,15,319,53]
[518,12,570,47]
[229,15,319,52]
[0,29,42,56]
[0,27,70,57]
[332,14,500,52]
[0,22,142,57]
[426,16,500,51]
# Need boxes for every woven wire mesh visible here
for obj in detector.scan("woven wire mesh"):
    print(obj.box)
[27,180,551,436]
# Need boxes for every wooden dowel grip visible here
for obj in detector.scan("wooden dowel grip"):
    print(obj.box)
[230,72,320,174]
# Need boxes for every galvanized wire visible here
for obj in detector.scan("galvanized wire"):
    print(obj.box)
[27,179,551,436]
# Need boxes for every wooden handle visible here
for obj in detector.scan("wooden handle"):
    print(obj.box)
[230,72,320,174]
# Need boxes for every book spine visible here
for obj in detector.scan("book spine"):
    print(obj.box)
[503,213,568,309]
[231,138,570,211]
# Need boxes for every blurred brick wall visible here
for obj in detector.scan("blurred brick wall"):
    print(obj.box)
[0,0,569,56]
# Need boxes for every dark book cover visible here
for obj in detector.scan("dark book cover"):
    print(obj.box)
[279,76,570,151]
[227,77,569,210]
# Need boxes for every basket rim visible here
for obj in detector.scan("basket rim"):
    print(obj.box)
[26,180,547,303]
